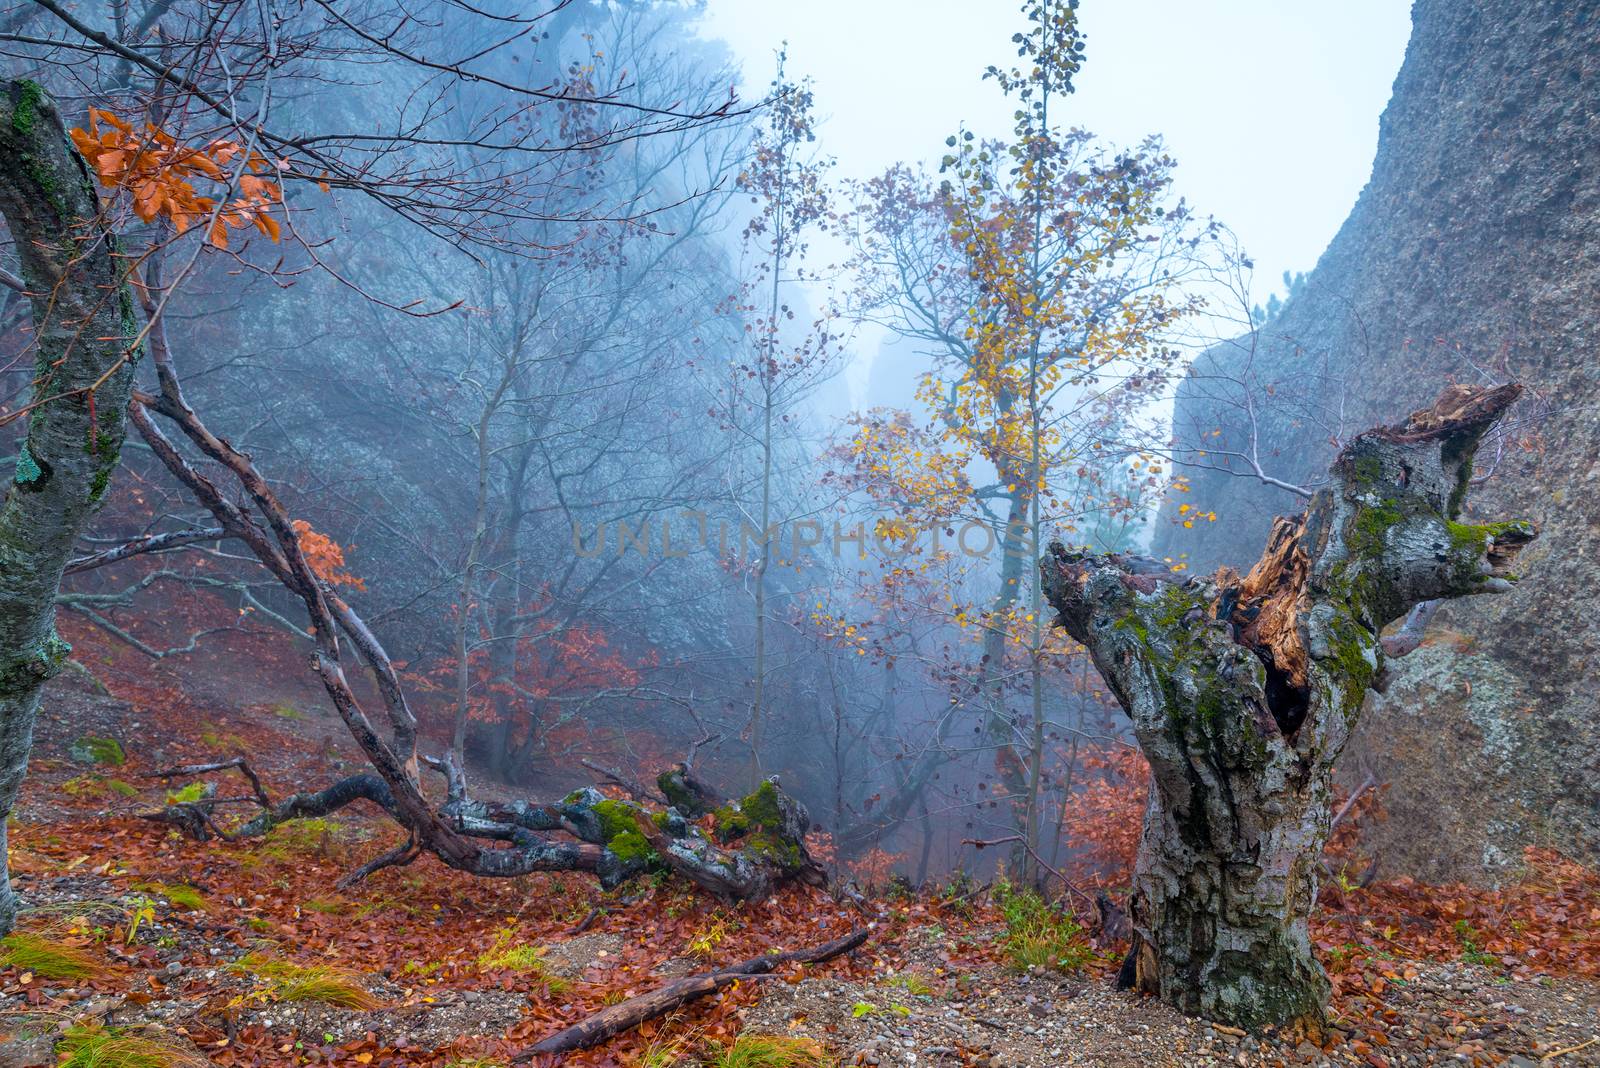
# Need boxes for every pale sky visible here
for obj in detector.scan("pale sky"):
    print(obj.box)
[694,0,1414,406]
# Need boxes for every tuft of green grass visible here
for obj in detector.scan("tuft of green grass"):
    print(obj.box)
[63,774,140,800]
[244,916,273,933]
[476,928,570,990]
[883,972,935,997]
[1453,919,1499,968]
[402,958,444,976]
[198,722,245,751]
[302,897,348,915]
[57,1024,206,1068]
[479,943,549,971]
[995,880,1093,974]
[0,931,104,979]
[636,1027,698,1068]
[227,952,381,1009]
[134,883,208,912]
[703,1035,835,1068]
[271,703,306,721]
[256,817,340,862]
[352,893,417,919]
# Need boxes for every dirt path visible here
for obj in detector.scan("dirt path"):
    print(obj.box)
[745,961,1600,1066]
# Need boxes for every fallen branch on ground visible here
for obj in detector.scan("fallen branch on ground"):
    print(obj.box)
[513,927,871,1059]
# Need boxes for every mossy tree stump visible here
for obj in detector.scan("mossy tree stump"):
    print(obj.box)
[1042,384,1534,1030]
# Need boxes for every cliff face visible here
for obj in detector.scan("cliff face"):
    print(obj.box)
[1156,0,1600,881]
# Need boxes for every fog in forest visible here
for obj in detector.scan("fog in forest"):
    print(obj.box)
[3,2,1595,1063]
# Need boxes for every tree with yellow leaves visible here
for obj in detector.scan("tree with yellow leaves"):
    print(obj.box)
[846,0,1212,878]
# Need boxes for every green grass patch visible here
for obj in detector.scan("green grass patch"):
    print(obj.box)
[703,1035,835,1068]
[302,897,348,915]
[271,703,307,720]
[1453,919,1499,968]
[476,928,570,990]
[227,952,381,1009]
[995,881,1093,973]
[133,883,208,912]
[402,958,445,977]
[63,775,140,799]
[0,931,104,979]
[252,817,342,863]
[882,972,935,997]
[198,722,245,752]
[57,1023,205,1068]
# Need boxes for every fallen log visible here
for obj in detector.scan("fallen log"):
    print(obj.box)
[138,755,824,902]
[513,927,870,1059]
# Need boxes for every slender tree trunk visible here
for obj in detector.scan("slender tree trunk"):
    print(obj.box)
[451,386,500,768]
[480,445,530,781]
[1023,446,1046,886]
[979,486,1033,874]
[0,82,138,932]
[749,160,785,788]
[1043,385,1533,1031]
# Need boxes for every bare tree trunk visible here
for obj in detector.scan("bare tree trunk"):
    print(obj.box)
[748,163,783,789]
[0,82,138,932]
[451,373,506,768]
[1043,384,1533,1031]
[979,488,1033,875]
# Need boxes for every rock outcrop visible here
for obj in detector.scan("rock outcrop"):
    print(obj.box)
[1155,0,1600,881]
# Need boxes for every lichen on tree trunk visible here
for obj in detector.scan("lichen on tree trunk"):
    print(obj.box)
[1042,384,1534,1031]
[0,82,138,933]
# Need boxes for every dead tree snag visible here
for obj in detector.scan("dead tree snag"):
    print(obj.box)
[1042,384,1534,1031]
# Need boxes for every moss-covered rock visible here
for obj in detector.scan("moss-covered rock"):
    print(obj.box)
[68,735,124,766]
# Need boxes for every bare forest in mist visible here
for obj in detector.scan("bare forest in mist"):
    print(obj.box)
[0,1,1595,1066]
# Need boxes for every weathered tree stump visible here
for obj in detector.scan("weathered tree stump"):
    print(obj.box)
[1042,384,1534,1030]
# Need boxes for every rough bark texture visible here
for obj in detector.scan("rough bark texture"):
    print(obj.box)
[0,81,137,932]
[1155,0,1600,879]
[1044,385,1533,1030]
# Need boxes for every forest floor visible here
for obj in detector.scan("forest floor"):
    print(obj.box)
[0,639,1597,1067]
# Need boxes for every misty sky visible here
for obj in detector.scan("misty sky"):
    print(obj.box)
[696,0,1414,403]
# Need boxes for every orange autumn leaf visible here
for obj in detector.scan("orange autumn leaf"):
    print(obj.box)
[290,519,366,590]
[69,109,287,247]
